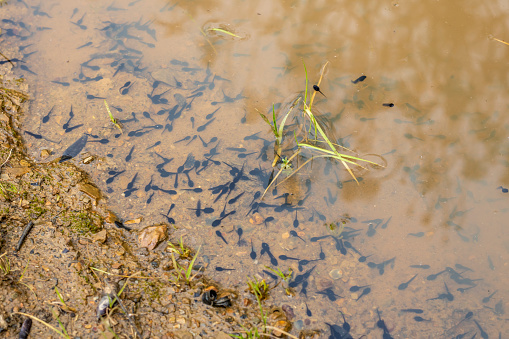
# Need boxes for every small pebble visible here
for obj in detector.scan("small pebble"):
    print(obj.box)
[329,269,343,280]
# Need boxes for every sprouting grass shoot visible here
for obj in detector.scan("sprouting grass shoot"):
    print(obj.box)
[103,100,122,133]
[259,61,382,198]
[207,27,240,38]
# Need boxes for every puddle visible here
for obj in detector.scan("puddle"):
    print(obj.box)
[3,0,509,337]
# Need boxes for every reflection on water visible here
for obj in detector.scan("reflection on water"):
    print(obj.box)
[3,0,509,337]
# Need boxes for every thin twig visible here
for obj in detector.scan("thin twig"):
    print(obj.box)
[15,221,34,252]
[0,51,15,68]
[90,267,158,279]
[0,148,13,171]
[491,36,509,46]
[263,326,299,339]
[112,293,142,338]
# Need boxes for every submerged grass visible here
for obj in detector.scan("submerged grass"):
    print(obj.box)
[103,100,123,133]
[208,27,241,38]
[259,61,382,198]
[231,277,298,339]
[168,238,201,285]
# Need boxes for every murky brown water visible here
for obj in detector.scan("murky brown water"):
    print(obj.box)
[4,0,509,337]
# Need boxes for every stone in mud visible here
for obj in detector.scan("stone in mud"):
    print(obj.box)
[138,224,167,250]
[249,212,265,225]
[281,304,295,320]
[125,217,143,225]
[268,308,291,337]
[82,155,94,164]
[78,182,101,203]
[329,269,343,280]
[215,332,231,339]
[0,314,7,331]
[279,237,298,251]
[3,166,30,178]
[40,149,52,159]
[0,112,8,122]
[92,229,107,244]
[105,210,119,224]
[172,330,193,339]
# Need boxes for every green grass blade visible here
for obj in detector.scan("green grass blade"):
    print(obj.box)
[54,310,70,338]
[170,253,182,281]
[207,28,241,38]
[103,100,114,122]
[258,112,278,138]
[186,246,201,281]
[298,141,380,165]
[277,102,296,145]
[54,287,67,307]
[302,60,309,105]
[298,143,368,168]
[272,104,278,134]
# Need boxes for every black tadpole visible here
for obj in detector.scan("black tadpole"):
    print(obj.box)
[305,302,312,316]
[250,240,257,260]
[319,244,326,260]
[312,85,326,97]
[16,221,34,251]
[398,274,418,290]
[215,230,228,244]
[215,266,235,271]
[289,230,305,242]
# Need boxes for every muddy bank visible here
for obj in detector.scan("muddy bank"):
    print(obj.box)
[0,72,301,339]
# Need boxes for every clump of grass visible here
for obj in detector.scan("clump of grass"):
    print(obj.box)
[264,266,293,295]
[232,277,298,339]
[0,252,10,275]
[0,181,18,201]
[168,239,201,285]
[259,61,382,198]
[168,236,192,259]
[247,276,270,301]
[241,277,268,337]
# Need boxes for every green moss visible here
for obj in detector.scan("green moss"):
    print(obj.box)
[141,280,164,302]
[0,181,18,201]
[66,211,102,234]
[28,195,46,217]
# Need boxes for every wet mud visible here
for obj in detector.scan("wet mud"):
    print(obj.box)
[0,49,294,339]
